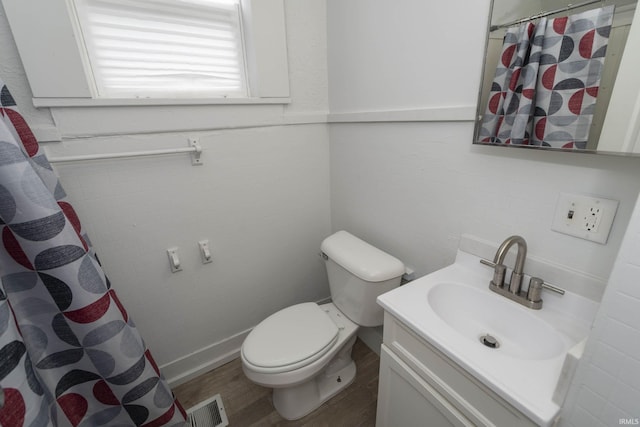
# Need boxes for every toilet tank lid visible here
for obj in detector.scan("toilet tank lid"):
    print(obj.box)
[321,231,405,282]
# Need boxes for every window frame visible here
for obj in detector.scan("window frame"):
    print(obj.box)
[70,0,250,100]
[3,0,290,107]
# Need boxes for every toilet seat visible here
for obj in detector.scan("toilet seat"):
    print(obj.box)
[242,303,339,374]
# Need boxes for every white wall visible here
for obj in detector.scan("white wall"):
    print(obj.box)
[599,2,640,153]
[0,0,331,384]
[327,0,640,297]
[559,5,640,423]
[329,123,640,294]
[561,194,640,426]
[0,5,59,142]
[327,0,488,114]
[52,125,331,377]
[3,0,640,402]
[327,0,640,425]
[492,0,543,28]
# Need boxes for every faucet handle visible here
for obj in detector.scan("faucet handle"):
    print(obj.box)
[480,259,507,288]
[492,264,507,288]
[527,277,565,303]
[527,277,544,302]
[541,281,565,295]
[480,259,497,268]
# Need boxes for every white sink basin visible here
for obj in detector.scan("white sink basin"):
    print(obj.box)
[377,249,599,427]
[427,282,566,360]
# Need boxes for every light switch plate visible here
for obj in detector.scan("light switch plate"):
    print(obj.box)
[167,247,182,272]
[198,239,213,264]
[551,192,619,244]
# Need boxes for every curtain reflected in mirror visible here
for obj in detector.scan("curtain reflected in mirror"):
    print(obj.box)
[474,0,638,154]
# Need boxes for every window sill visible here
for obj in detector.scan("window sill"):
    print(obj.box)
[33,96,292,108]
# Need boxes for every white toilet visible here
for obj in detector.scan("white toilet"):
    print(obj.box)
[241,230,405,420]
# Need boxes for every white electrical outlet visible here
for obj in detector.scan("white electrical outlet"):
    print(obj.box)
[551,192,619,244]
[583,206,602,232]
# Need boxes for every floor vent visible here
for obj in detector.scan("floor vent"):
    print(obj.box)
[187,394,229,427]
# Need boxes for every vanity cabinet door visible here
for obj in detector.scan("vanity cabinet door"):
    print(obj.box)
[376,345,474,427]
[380,313,539,427]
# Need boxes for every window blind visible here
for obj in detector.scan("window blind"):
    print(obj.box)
[72,0,247,98]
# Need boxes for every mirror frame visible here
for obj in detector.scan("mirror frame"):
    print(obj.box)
[473,0,640,157]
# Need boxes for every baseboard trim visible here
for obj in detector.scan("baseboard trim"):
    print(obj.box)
[163,297,333,388]
[162,328,251,388]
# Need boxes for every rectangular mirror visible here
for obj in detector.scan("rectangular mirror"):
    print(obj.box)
[474,0,639,155]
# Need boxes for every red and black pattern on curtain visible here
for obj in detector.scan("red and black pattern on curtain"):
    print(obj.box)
[531,6,614,149]
[0,82,187,426]
[479,21,539,145]
[478,5,614,149]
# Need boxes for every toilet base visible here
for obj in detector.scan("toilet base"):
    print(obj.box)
[272,335,357,420]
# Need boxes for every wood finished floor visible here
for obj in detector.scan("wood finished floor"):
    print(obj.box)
[173,339,379,426]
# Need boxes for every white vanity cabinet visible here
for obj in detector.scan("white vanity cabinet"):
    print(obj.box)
[376,312,539,427]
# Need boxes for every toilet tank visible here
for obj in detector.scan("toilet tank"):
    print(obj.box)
[321,231,405,327]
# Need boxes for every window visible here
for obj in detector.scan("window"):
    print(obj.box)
[3,0,289,105]
[70,0,248,99]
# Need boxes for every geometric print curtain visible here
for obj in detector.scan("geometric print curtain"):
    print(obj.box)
[0,80,187,426]
[478,5,614,149]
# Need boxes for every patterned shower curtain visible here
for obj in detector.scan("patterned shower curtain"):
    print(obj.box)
[478,5,614,149]
[0,81,187,426]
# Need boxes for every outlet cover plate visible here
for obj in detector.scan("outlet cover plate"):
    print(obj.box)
[551,192,619,244]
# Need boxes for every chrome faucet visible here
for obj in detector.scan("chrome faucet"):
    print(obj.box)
[480,235,565,309]
[493,235,527,294]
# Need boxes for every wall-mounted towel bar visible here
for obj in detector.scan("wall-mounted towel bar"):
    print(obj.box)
[47,139,203,166]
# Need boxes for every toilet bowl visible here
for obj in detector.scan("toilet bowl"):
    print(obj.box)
[242,302,359,420]
[240,231,404,420]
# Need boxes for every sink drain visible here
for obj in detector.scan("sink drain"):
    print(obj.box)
[479,334,500,349]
